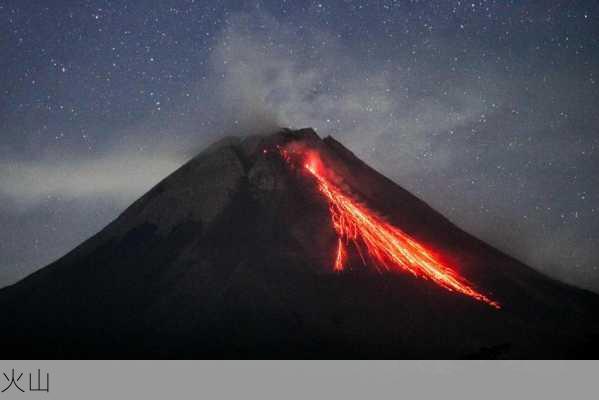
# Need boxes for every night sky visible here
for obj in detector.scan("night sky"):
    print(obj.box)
[1,1,598,291]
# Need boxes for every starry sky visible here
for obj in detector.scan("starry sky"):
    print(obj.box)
[1,1,598,291]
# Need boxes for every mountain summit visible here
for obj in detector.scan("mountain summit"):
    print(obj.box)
[1,128,598,358]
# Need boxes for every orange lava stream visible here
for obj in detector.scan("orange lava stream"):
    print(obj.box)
[303,153,500,309]
[334,238,347,272]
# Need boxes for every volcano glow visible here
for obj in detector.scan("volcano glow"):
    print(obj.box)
[281,147,500,309]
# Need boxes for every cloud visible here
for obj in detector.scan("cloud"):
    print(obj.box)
[0,146,182,208]
[205,12,401,150]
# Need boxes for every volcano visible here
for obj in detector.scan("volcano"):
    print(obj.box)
[1,128,598,359]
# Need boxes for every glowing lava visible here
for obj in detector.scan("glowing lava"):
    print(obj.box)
[282,147,500,309]
[334,238,347,272]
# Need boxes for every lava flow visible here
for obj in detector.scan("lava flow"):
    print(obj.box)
[281,146,500,309]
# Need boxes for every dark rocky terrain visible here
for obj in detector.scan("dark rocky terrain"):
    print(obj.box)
[1,128,598,359]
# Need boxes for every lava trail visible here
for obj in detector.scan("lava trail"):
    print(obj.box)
[282,147,500,309]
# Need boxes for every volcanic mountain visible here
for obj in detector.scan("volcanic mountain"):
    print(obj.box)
[1,128,598,358]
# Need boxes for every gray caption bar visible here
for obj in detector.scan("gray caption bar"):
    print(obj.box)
[0,360,595,400]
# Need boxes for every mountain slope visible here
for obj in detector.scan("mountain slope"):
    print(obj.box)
[1,128,597,358]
